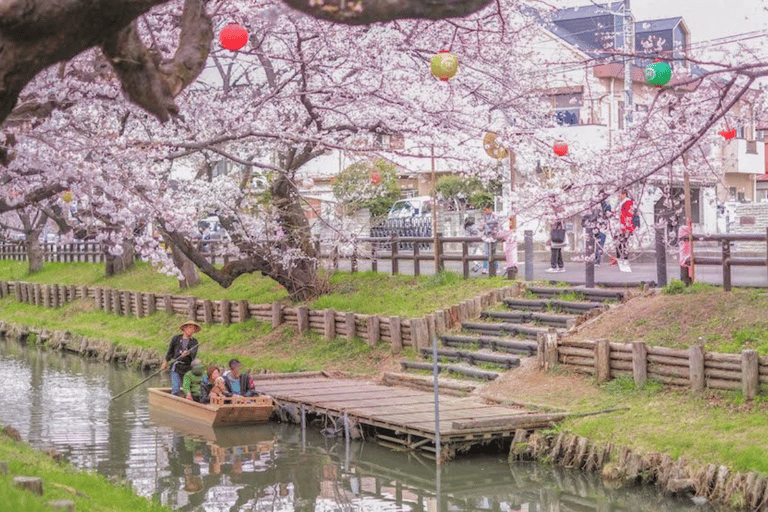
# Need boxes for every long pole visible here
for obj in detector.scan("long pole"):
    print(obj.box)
[432,332,441,465]
[683,170,695,282]
[111,355,181,401]
[431,145,439,272]
[623,0,634,129]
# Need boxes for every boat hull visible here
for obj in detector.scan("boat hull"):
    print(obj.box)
[147,388,274,427]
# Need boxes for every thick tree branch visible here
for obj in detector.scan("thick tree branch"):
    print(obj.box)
[281,0,494,25]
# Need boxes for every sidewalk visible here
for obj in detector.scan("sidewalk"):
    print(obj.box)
[332,258,768,288]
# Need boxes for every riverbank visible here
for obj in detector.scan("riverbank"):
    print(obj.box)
[0,424,170,512]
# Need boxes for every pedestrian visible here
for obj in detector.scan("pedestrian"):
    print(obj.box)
[463,215,483,273]
[502,214,518,278]
[616,189,635,272]
[160,320,201,396]
[586,191,612,266]
[480,204,499,274]
[545,220,566,273]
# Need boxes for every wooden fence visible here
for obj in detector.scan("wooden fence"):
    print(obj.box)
[538,333,768,399]
[0,280,521,350]
[688,230,768,291]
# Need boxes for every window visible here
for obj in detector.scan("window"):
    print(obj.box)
[553,93,582,126]
[746,140,758,154]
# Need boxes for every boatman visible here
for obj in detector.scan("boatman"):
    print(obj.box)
[161,321,201,396]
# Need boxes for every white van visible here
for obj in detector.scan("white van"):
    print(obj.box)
[387,196,433,219]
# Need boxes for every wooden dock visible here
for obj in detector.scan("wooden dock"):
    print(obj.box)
[252,372,557,460]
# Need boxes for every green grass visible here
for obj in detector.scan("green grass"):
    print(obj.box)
[0,261,290,303]
[551,376,768,474]
[310,270,508,316]
[0,431,169,512]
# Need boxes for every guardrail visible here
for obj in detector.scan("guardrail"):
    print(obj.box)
[685,229,768,291]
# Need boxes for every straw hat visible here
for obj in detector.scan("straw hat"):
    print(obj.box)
[179,321,202,333]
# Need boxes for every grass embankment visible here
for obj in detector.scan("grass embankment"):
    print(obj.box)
[541,375,768,474]
[533,281,768,474]
[0,261,506,374]
[572,280,768,355]
[0,430,169,512]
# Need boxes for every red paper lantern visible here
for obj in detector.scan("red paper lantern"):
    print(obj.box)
[553,141,568,156]
[220,23,248,51]
[718,128,736,140]
[370,170,382,185]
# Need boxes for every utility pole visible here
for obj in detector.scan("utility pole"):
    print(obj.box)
[623,0,634,129]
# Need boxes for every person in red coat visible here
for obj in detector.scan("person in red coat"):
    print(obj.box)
[616,189,635,272]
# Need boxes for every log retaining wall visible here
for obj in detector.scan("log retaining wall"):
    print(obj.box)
[538,335,768,400]
[0,280,522,351]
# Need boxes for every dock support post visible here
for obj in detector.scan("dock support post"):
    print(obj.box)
[344,412,350,468]
[432,333,441,465]
[301,404,306,452]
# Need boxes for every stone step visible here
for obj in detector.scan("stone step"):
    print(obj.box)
[461,321,556,340]
[525,286,626,303]
[399,361,499,381]
[481,309,576,329]
[419,348,521,370]
[503,298,606,315]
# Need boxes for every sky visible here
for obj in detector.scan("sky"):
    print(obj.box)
[557,0,767,43]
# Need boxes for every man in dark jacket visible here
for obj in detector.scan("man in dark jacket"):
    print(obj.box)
[223,358,258,397]
[161,321,201,396]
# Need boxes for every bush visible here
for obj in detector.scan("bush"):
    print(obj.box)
[662,279,686,295]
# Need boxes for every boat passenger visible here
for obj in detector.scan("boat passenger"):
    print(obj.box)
[161,321,201,396]
[182,359,206,402]
[202,366,229,403]
[222,358,258,397]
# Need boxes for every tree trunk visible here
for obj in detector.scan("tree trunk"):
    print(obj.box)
[166,237,200,289]
[27,233,44,274]
[105,240,135,276]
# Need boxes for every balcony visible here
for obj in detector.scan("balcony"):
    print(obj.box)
[721,138,765,175]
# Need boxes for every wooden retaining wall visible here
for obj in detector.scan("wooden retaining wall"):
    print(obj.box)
[538,333,768,399]
[0,280,521,349]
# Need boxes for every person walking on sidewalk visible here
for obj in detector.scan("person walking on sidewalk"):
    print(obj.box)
[616,189,635,272]
[480,204,499,274]
[545,220,566,273]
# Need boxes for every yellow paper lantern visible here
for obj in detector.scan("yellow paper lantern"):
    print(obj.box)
[431,50,458,81]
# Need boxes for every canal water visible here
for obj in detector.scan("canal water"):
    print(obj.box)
[0,337,715,512]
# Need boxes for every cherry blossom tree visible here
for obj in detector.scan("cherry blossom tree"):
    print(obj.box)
[1,0,766,298]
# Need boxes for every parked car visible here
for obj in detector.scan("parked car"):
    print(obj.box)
[387,196,433,220]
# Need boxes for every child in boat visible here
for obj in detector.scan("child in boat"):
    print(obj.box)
[183,359,206,402]
[204,366,229,403]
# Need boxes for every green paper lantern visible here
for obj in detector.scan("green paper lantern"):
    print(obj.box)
[431,50,458,81]
[645,61,672,87]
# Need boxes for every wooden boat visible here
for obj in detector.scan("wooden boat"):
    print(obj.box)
[147,388,274,428]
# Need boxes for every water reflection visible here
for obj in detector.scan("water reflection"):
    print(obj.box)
[0,337,714,512]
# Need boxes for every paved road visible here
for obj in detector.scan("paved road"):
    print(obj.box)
[330,258,768,288]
